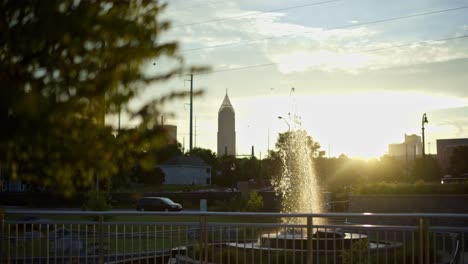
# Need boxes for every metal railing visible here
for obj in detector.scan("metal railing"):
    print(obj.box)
[1,210,468,264]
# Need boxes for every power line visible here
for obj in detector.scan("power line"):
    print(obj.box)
[165,0,232,13]
[356,35,468,53]
[181,5,468,53]
[193,34,468,75]
[172,0,342,28]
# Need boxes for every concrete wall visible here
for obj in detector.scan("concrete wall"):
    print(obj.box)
[348,195,468,226]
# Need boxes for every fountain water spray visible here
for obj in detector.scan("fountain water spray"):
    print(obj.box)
[272,123,323,225]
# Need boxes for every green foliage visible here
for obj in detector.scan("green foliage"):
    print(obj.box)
[213,196,243,212]
[213,155,238,187]
[260,151,283,184]
[342,238,369,264]
[315,154,443,192]
[0,1,205,196]
[275,130,321,157]
[82,190,112,211]
[411,156,441,182]
[245,191,264,212]
[134,166,165,185]
[189,147,217,167]
[189,147,217,180]
[212,191,264,212]
[82,190,113,221]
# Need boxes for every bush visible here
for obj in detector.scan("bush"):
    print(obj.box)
[245,191,264,212]
[342,238,368,264]
[212,191,264,212]
[82,190,113,221]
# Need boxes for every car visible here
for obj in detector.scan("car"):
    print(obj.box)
[136,197,183,211]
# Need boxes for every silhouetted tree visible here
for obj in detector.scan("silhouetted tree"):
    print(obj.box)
[189,147,217,168]
[410,156,441,182]
[450,146,468,176]
[275,130,321,157]
[0,1,205,196]
[214,155,238,188]
[236,157,260,183]
[139,167,165,185]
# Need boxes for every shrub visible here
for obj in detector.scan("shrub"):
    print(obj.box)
[245,191,264,212]
[82,190,113,221]
[342,238,368,264]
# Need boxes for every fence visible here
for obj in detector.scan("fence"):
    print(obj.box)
[1,210,467,264]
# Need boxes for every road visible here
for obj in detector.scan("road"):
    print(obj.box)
[2,206,199,213]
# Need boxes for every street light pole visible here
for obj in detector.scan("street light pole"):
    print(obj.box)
[421,113,428,159]
[278,116,290,131]
[189,74,193,153]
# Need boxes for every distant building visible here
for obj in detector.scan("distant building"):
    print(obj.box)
[388,134,422,160]
[217,92,236,156]
[157,125,177,144]
[437,138,468,173]
[158,155,211,185]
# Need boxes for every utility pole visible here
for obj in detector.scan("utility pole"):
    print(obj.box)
[194,116,197,148]
[267,128,270,156]
[189,74,193,153]
[117,105,121,135]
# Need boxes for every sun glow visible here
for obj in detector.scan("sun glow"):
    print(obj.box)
[233,91,468,159]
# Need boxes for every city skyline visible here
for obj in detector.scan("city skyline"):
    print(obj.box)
[107,0,468,158]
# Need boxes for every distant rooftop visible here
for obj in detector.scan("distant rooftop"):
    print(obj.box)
[160,155,209,167]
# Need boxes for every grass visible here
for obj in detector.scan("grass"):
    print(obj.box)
[4,215,273,259]
[6,211,278,224]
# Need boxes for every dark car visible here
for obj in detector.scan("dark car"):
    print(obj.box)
[136,197,183,211]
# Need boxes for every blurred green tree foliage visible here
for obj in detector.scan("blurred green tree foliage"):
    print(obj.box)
[0,1,204,196]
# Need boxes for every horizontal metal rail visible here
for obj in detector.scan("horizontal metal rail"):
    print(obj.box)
[2,210,468,264]
[5,209,468,219]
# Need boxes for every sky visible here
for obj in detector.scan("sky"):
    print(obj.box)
[112,0,468,159]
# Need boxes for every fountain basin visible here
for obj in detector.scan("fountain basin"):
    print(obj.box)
[259,229,366,251]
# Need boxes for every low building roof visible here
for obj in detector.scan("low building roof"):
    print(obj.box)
[160,155,209,167]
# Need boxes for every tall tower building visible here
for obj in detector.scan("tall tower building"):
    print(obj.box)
[217,92,236,156]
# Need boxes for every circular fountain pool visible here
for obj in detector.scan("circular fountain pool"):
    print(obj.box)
[259,229,366,251]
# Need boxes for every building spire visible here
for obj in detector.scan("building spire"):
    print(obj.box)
[219,92,234,113]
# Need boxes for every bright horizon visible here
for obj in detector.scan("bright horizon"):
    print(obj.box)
[108,0,468,159]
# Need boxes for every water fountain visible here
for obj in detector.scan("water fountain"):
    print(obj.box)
[271,128,323,225]
[228,114,376,256]
[258,126,367,251]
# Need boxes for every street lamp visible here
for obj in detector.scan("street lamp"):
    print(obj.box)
[421,113,428,158]
[278,116,290,131]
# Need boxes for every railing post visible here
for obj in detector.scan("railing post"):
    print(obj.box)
[424,219,430,264]
[199,215,208,263]
[307,216,313,264]
[418,218,430,264]
[0,208,4,264]
[99,215,104,264]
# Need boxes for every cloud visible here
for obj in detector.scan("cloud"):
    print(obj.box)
[163,1,468,76]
